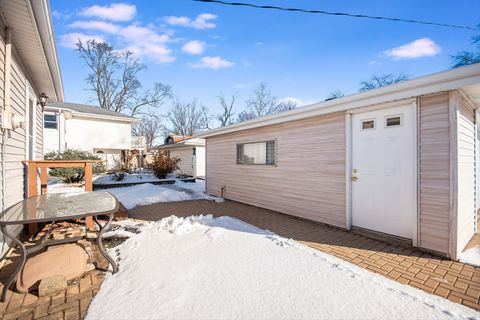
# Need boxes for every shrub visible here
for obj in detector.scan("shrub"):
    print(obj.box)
[152,151,180,179]
[44,149,105,183]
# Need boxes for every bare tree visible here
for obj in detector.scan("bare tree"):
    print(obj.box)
[166,99,205,136]
[325,90,345,101]
[132,114,163,149]
[237,110,256,122]
[245,82,278,117]
[216,92,237,127]
[76,39,171,116]
[359,73,409,92]
[275,99,298,112]
[451,25,480,68]
[201,105,213,130]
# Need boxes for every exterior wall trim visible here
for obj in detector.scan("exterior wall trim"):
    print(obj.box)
[345,113,352,230]
[448,91,459,259]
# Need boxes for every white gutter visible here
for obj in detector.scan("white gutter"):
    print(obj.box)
[1,28,12,211]
[30,0,64,102]
[44,106,140,123]
[198,64,480,138]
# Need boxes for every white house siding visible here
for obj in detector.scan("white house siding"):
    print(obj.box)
[171,148,194,176]
[456,92,476,256]
[65,117,131,151]
[206,112,346,228]
[418,93,452,256]
[0,25,44,256]
[195,146,206,177]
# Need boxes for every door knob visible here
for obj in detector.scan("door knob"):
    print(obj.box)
[351,176,358,182]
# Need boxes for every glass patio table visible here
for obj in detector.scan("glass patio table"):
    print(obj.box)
[0,192,120,302]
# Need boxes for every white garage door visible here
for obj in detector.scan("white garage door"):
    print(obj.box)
[351,104,416,239]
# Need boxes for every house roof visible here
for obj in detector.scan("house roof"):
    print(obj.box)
[155,138,205,150]
[197,64,480,138]
[166,135,193,144]
[46,102,139,122]
[0,0,64,102]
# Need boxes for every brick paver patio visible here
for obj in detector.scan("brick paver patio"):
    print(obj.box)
[131,199,480,311]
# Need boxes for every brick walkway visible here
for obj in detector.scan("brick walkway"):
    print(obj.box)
[0,229,108,320]
[130,199,480,311]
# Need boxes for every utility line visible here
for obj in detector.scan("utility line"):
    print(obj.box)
[193,0,479,31]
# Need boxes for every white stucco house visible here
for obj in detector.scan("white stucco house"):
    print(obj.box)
[155,135,206,178]
[43,102,143,170]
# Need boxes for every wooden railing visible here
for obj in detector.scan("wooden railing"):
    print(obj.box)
[22,160,101,233]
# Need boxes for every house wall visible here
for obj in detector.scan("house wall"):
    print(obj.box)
[43,111,65,153]
[206,112,346,228]
[418,93,452,255]
[195,146,206,177]
[171,147,194,176]
[0,24,44,256]
[455,92,476,256]
[64,117,132,151]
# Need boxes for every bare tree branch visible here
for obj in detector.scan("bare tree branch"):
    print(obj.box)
[359,73,409,91]
[132,113,164,149]
[216,92,237,127]
[166,99,205,136]
[76,39,172,116]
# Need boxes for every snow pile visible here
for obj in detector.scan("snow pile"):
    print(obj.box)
[87,215,480,320]
[96,180,223,209]
[46,179,84,194]
[459,245,480,267]
[97,183,194,209]
[175,180,224,203]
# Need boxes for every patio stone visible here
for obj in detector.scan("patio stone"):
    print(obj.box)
[39,276,67,297]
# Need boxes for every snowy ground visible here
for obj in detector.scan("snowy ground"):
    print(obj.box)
[459,245,480,267]
[95,180,222,209]
[93,172,165,185]
[87,215,480,320]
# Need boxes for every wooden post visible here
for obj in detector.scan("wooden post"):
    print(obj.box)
[27,162,37,198]
[84,162,94,230]
[26,162,38,235]
[40,167,47,195]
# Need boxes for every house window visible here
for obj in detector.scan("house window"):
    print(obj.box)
[386,115,402,127]
[237,141,276,165]
[44,114,57,129]
[362,119,375,130]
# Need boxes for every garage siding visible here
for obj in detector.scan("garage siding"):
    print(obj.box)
[418,93,452,255]
[206,112,346,228]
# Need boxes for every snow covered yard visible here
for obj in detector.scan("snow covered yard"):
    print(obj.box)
[97,180,222,209]
[86,215,480,320]
[459,245,480,268]
[93,172,163,185]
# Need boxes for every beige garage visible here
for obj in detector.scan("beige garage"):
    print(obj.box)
[199,64,480,259]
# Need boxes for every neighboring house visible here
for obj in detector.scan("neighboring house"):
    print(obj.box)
[43,102,142,170]
[199,64,480,260]
[155,135,206,178]
[0,0,63,255]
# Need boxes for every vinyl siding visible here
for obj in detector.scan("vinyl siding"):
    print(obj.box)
[456,92,476,255]
[0,22,43,256]
[206,112,346,228]
[171,148,194,176]
[418,93,452,255]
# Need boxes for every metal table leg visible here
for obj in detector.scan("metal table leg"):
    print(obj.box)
[0,225,26,303]
[94,214,118,274]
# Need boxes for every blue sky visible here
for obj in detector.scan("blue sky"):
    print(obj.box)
[51,0,480,119]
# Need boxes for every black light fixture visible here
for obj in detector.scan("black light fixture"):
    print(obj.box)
[38,92,48,110]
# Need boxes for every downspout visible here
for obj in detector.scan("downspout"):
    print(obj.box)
[1,27,12,212]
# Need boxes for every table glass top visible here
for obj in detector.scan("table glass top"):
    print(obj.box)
[0,192,118,224]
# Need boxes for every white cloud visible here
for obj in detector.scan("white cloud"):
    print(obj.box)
[69,20,120,34]
[190,56,234,69]
[182,40,206,55]
[164,13,217,29]
[384,38,441,60]
[59,32,105,49]
[67,19,174,63]
[80,3,136,21]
